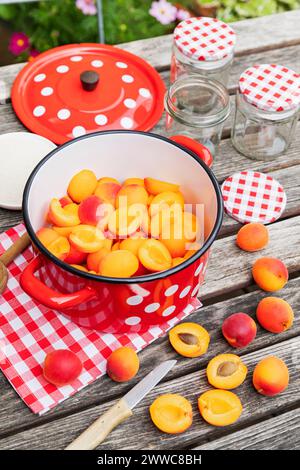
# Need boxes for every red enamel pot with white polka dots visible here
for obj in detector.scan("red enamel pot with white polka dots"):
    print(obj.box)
[21,131,223,333]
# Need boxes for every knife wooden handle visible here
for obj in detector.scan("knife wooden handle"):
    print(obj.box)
[65,398,133,450]
[0,232,30,267]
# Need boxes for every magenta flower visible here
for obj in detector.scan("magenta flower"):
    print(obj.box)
[177,9,191,21]
[28,49,40,61]
[9,32,30,56]
[76,0,97,15]
[149,0,177,25]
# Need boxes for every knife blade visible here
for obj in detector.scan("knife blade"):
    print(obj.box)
[123,359,177,409]
[65,359,177,450]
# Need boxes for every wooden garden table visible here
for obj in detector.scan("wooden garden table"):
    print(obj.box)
[0,10,300,451]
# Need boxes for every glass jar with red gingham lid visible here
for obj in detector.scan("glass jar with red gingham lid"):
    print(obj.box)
[171,16,236,86]
[232,64,300,161]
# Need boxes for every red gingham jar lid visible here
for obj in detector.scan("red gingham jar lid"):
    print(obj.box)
[173,17,236,62]
[239,64,300,112]
[221,170,287,224]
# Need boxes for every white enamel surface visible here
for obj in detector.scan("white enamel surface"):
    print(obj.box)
[0,132,56,210]
[26,133,218,238]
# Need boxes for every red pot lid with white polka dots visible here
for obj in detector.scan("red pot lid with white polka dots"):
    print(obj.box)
[221,170,287,224]
[12,43,166,144]
[173,17,236,62]
[239,64,300,112]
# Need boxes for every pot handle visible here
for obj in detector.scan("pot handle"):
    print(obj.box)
[20,255,97,310]
[170,135,213,168]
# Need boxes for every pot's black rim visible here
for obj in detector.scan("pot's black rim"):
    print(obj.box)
[23,130,223,284]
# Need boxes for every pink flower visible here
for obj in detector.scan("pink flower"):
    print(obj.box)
[28,49,40,62]
[177,9,191,21]
[9,32,30,56]
[76,0,97,16]
[149,0,177,25]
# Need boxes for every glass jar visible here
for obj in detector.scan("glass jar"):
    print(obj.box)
[171,17,236,87]
[165,76,230,157]
[232,64,300,161]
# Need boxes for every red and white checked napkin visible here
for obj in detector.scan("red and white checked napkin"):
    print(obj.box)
[0,224,201,415]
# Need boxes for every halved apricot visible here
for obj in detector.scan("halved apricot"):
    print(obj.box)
[150,191,184,216]
[67,169,98,203]
[108,207,144,238]
[144,177,180,195]
[112,241,120,251]
[36,227,59,247]
[183,212,200,241]
[49,199,80,227]
[69,225,105,253]
[53,225,79,237]
[206,354,247,390]
[99,250,139,277]
[150,394,192,434]
[138,239,172,272]
[47,235,70,260]
[169,322,210,358]
[198,390,243,426]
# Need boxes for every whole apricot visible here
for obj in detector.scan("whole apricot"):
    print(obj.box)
[236,223,269,252]
[64,245,87,265]
[206,354,247,390]
[99,250,139,277]
[68,170,98,203]
[43,349,82,386]
[116,184,148,208]
[222,313,257,348]
[169,322,210,358]
[256,297,294,333]
[252,257,288,292]
[150,394,192,434]
[253,356,289,396]
[198,389,242,426]
[106,347,139,382]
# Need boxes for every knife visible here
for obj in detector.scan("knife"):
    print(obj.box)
[65,359,177,450]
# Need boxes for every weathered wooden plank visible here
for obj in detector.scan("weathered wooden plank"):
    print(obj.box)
[0,336,298,449]
[193,408,300,450]
[0,275,298,440]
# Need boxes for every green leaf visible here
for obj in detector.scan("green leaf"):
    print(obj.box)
[0,5,15,21]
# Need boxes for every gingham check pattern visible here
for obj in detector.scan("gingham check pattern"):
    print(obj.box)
[221,171,287,224]
[0,224,201,415]
[174,17,236,61]
[239,64,300,112]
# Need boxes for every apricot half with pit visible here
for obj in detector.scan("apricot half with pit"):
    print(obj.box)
[198,389,243,426]
[206,354,247,390]
[150,394,193,434]
[169,322,210,358]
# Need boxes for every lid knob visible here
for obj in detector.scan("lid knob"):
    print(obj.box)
[80,70,99,91]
